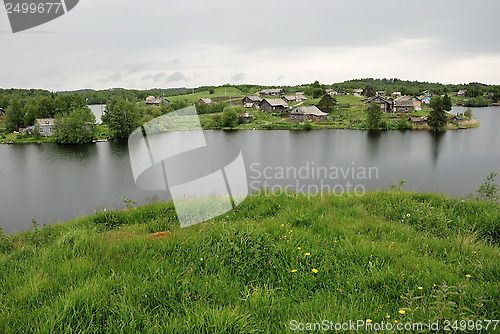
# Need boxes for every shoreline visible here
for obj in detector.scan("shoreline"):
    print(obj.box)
[0,120,480,145]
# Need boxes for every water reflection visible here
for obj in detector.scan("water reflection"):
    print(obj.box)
[366,130,382,160]
[0,107,499,234]
[429,130,445,169]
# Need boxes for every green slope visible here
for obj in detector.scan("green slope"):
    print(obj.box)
[0,191,499,333]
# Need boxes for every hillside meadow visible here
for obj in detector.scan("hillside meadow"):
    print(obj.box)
[0,190,499,333]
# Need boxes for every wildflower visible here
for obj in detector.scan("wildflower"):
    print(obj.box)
[394,320,398,324]
[200,258,203,261]
[418,287,423,290]
[398,310,405,315]
[386,314,390,319]
[297,247,301,250]
[406,213,410,217]
[291,269,297,273]
[312,269,318,273]
[366,319,372,323]
[433,284,437,287]
[466,274,471,278]
[305,253,310,256]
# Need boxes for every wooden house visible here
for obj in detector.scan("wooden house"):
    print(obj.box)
[457,90,468,97]
[407,116,427,124]
[198,98,213,105]
[283,96,297,103]
[289,105,328,122]
[353,89,364,97]
[35,118,56,136]
[394,96,421,112]
[145,96,170,107]
[295,94,307,101]
[257,88,285,96]
[451,115,464,124]
[242,96,262,109]
[365,96,394,113]
[259,98,288,112]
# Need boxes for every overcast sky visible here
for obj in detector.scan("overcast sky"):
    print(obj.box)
[1,0,500,90]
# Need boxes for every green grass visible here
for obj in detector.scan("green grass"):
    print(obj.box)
[0,191,499,333]
[167,87,246,104]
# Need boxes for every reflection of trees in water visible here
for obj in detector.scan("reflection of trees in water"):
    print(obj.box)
[366,130,382,160]
[430,130,445,169]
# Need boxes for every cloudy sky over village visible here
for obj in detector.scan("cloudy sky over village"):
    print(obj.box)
[1,0,499,90]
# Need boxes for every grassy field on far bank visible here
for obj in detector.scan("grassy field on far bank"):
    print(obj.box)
[0,189,499,333]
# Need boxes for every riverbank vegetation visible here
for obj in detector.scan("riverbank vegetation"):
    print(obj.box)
[0,186,499,332]
[1,79,498,144]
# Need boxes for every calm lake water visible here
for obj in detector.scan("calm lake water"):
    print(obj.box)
[1,106,499,234]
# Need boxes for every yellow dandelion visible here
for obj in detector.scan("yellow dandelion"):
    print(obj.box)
[418,287,423,290]
[466,274,471,278]
[386,314,390,319]
[305,253,311,256]
[398,310,405,315]
[394,320,398,324]
[291,269,297,273]
[297,247,301,250]
[433,284,437,287]
[312,268,318,273]
[366,319,372,323]
[200,258,203,261]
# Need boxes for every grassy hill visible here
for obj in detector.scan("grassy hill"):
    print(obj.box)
[0,191,499,333]
[167,87,245,104]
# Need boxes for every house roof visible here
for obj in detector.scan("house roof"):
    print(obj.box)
[262,98,288,107]
[244,95,262,102]
[198,98,212,104]
[292,105,328,116]
[258,88,284,95]
[394,96,413,107]
[36,118,55,126]
[284,96,296,101]
[146,96,169,104]
[365,96,393,104]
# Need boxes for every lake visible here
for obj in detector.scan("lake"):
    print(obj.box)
[1,106,499,234]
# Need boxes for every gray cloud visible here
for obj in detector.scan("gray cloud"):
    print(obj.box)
[165,71,188,83]
[230,72,246,82]
[1,0,499,89]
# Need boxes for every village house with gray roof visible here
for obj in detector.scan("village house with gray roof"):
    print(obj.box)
[35,118,56,136]
[242,95,262,109]
[394,96,422,112]
[259,98,288,112]
[145,96,170,107]
[289,105,328,122]
[256,88,285,96]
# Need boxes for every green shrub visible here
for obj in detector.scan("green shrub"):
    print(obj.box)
[396,118,412,130]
